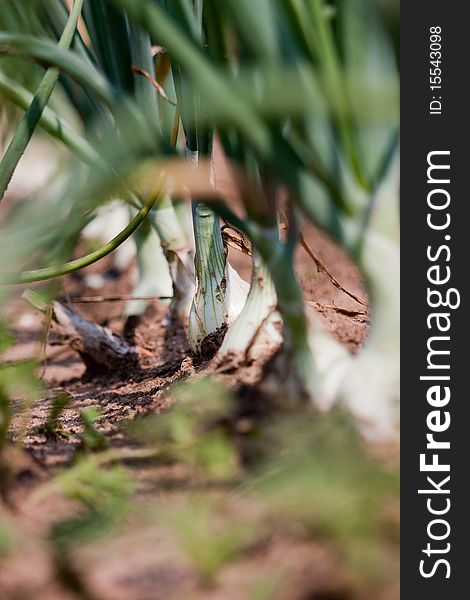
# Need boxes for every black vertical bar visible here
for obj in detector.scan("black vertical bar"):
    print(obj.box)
[401,2,468,597]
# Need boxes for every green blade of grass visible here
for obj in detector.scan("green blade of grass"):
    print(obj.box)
[223,0,280,62]
[41,0,108,126]
[279,0,320,61]
[0,71,104,168]
[0,0,85,201]
[164,0,203,44]
[111,0,368,248]
[0,33,116,109]
[308,0,367,189]
[111,0,270,154]
[82,0,134,93]
[128,25,159,122]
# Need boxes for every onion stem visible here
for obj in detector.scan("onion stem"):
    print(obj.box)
[188,200,228,351]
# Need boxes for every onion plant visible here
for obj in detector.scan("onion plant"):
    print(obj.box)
[171,1,249,352]
[0,0,399,435]
[116,0,398,425]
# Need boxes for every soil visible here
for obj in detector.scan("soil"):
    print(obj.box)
[0,152,398,600]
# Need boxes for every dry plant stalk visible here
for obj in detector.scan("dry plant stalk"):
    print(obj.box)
[50,302,138,373]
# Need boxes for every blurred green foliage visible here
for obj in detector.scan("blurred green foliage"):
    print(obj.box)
[38,391,71,439]
[0,1,399,595]
[130,378,239,480]
[156,498,258,584]
[251,413,399,579]
[0,523,14,556]
[79,408,109,452]
[52,455,135,545]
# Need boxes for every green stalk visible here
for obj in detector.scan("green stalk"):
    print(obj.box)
[282,0,319,61]
[3,188,161,285]
[129,25,158,120]
[82,0,134,94]
[188,191,249,351]
[112,0,357,251]
[0,0,84,201]
[188,196,228,351]
[308,0,366,188]
[185,143,248,352]
[110,0,271,154]
[127,24,194,318]
[0,33,115,109]
[172,0,248,347]
[125,24,173,316]
[40,0,105,127]
[0,72,103,168]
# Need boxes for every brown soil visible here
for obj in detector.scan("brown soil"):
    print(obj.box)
[0,160,397,599]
